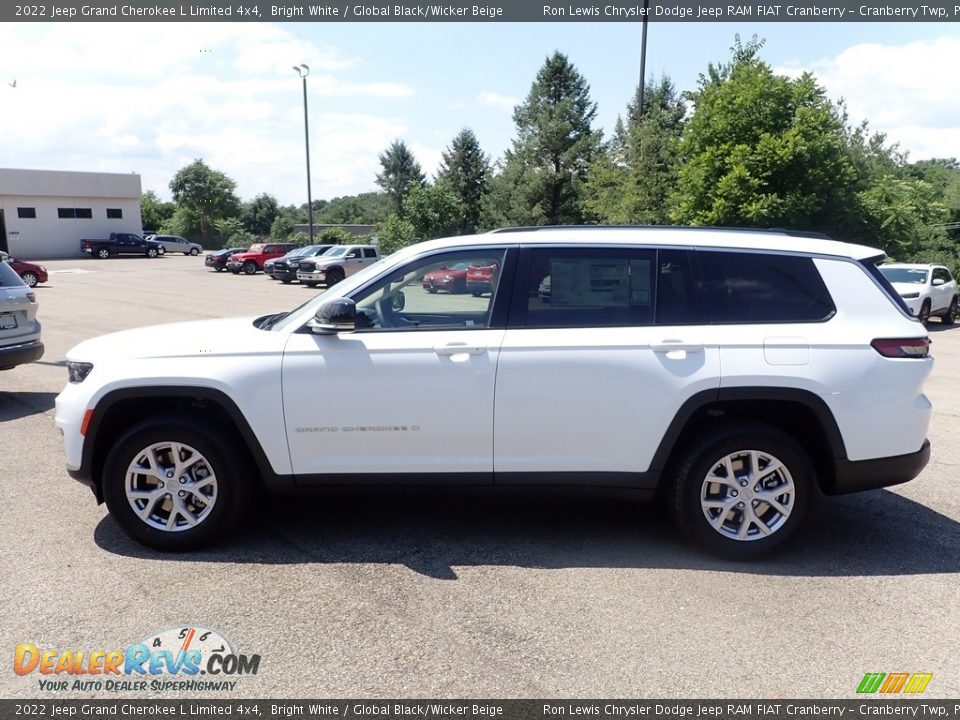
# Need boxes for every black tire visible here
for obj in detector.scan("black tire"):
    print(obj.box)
[471,290,482,297]
[942,297,957,325]
[101,415,253,551]
[242,261,257,275]
[304,281,318,288]
[427,286,438,294]
[230,269,240,274]
[146,247,159,258]
[326,267,345,286]
[96,248,110,259]
[214,268,223,273]
[190,248,200,256]
[20,271,38,288]
[281,279,292,284]
[918,301,931,326]
[669,422,815,560]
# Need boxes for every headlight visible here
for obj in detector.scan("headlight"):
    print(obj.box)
[901,292,920,299]
[67,361,94,384]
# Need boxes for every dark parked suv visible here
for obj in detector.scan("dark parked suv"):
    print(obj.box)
[269,245,334,283]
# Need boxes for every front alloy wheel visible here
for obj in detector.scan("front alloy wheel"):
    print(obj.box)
[102,416,251,550]
[670,423,814,559]
[123,441,219,533]
[243,261,257,275]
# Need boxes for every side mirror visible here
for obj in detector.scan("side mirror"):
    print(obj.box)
[309,298,356,334]
[391,291,406,312]
[932,278,945,287]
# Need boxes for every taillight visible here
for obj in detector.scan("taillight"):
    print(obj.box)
[871,337,931,358]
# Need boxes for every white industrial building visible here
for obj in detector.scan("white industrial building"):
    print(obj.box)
[0,168,143,259]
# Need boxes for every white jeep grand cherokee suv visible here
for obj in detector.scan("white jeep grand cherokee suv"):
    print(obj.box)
[55,227,933,558]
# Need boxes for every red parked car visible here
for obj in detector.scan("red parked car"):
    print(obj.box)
[466,260,500,297]
[422,262,471,294]
[225,243,298,275]
[1,252,48,288]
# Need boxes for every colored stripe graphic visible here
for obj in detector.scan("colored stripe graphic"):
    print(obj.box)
[880,673,909,693]
[903,673,933,694]
[857,672,932,694]
[857,673,885,694]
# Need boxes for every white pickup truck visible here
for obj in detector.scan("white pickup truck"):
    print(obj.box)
[296,245,380,287]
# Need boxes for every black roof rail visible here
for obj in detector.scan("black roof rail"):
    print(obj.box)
[489,224,835,241]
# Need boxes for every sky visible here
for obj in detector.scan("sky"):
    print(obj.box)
[0,20,958,206]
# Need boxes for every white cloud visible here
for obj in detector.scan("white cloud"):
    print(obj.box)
[476,91,518,111]
[775,37,960,161]
[0,23,414,204]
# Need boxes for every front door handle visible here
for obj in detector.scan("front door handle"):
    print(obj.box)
[651,340,703,353]
[434,344,487,356]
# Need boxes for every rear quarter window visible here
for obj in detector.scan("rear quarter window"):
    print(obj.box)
[697,251,836,323]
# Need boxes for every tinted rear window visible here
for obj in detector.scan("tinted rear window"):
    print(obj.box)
[0,261,25,287]
[697,251,835,323]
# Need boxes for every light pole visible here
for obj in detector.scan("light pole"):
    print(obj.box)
[293,64,314,244]
[637,0,650,122]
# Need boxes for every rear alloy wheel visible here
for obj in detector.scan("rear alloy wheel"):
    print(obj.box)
[670,423,814,559]
[102,416,252,550]
[918,301,931,326]
[20,272,38,288]
[190,248,200,256]
[97,248,110,259]
[943,297,957,325]
[146,247,159,258]
[242,261,257,275]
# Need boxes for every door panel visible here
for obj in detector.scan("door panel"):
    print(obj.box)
[282,329,504,478]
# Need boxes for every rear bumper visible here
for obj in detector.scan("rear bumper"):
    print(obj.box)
[0,339,44,369]
[830,440,931,495]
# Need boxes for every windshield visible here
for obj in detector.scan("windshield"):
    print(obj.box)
[321,246,350,258]
[879,267,928,284]
[247,244,265,253]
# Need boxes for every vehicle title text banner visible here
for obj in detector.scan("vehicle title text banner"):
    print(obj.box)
[6,0,960,22]
[5,700,960,719]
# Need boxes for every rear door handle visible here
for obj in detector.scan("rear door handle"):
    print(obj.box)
[651,340,703,353]
[434,344,487,356]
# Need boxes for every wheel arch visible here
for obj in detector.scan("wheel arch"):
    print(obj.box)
[81,387,286,502]
[651,388,847,495]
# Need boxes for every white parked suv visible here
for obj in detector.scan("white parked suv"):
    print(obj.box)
[878,263,957,326]
[55,227,933,558]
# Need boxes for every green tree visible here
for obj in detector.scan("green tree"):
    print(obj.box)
[140,191,175,232]
[374,215,417,255]
[318,227,355,245]
[270,215,295,239]
[316,192,393,225]
[436,129,491,233]
[483,52,601,228]
[243,193,279,237]
[670,37,857,235]
[213,217,254,247]
[169,159,241,244]
[857,176,948,258]
[403,183,463,240]
[583,77,685,224]
[376,140,425,215]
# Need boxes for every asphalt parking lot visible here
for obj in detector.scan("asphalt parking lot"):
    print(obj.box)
[1,254,959,699]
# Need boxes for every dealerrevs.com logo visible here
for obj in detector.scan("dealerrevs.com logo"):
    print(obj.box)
[13,626,261,693]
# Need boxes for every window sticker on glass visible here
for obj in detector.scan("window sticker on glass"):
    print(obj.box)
[630,259,652,305]
[551,259,631,307]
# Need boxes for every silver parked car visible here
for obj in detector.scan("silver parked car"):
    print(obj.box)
[146,235,203,256]
[0,259,43,370]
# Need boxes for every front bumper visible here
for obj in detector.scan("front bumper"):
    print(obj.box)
[225,261,242,272]
[0,339,44,369]
[297,271,326,282]
[273,267,298,280]
[830,440,931,495]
